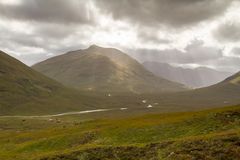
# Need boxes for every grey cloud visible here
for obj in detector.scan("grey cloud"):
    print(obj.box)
[202,56,240,72]
[0,0,94,55]
[0,0,94,24]
[0,18,89,55]
[15,53,52,66]
[128,41,240,72]
[33,23,80,39]
[128,40,223,64]
[95,0,233,27]
[0,26,89,66]
[0,25,50,52]
[127,40,240,72]
[232,48,240,56]
[0,0,238,73]
[137,30,170,44]
[214,22,240,42]
[216,57,240,68]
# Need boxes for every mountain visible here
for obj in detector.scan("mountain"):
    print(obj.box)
[0,50,109,115]
[33,45,186,93]
[186,71,240,107]
[142,61,233,88]
[222,71,240,84]
[141,71,240,111]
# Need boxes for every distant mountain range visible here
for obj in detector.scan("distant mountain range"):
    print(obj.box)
[151,70,240,110]
[33,45,186,93]
[32,45,240,111]
[1,46,239,116]
[142,61,233,88]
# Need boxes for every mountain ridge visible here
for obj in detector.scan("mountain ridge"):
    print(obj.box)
[142,61,233,88]
[33,45,186,93]
[222,71,240,84]
[0,50,112,115]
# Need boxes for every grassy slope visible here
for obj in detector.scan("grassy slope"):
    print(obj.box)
[32,45,186,93]
[135,71,240,111]
[90,72,240,115]
[0,51,115,115]
[32,45,240,112]
[1,50,239,115]
[0,105,240,159]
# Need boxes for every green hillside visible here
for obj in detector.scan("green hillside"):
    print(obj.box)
[0,51,112,115]
[32,45,186,93]
[223,71,240,85]
[139,71,240,111]
[94,71,240,114]
[1,49,239,116]
[0,104,239,160]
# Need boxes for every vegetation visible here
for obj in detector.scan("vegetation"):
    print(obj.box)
[32,45,186,93]
[1,50,240,116]
[0,105,240,159]
[0,51,117,115]
[1,49,240,159]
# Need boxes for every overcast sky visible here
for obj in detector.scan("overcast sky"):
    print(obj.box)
[0,0,240,72]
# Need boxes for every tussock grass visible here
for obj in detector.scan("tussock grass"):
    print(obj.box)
[0,105,240,159]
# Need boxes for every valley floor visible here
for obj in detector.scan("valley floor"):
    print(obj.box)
[0,105,240,160]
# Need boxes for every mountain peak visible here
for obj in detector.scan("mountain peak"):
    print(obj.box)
[33,46,186,93]
[88,44,104,50]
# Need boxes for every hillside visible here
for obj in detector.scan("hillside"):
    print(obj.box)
[1,50,239,115]
[101,71,240,114]
[0,50,110,115]
[1,48,239,114]
[222,71,240,85]
[98,71,240,113]
[0,104,240,160]
[142,61,233,88]
[138,71,240,111]
[33,45,186,93]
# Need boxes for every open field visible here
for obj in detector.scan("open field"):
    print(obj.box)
[0,104,239,160]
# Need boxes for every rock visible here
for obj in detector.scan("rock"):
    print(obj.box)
[147,105,153,108]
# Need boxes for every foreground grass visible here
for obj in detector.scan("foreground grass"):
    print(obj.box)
[0,105,240,159]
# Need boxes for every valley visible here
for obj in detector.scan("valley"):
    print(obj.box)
[0,47,240,160]
[1,1,240,159]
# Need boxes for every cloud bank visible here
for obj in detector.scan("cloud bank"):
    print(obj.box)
[0,0,239,72]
